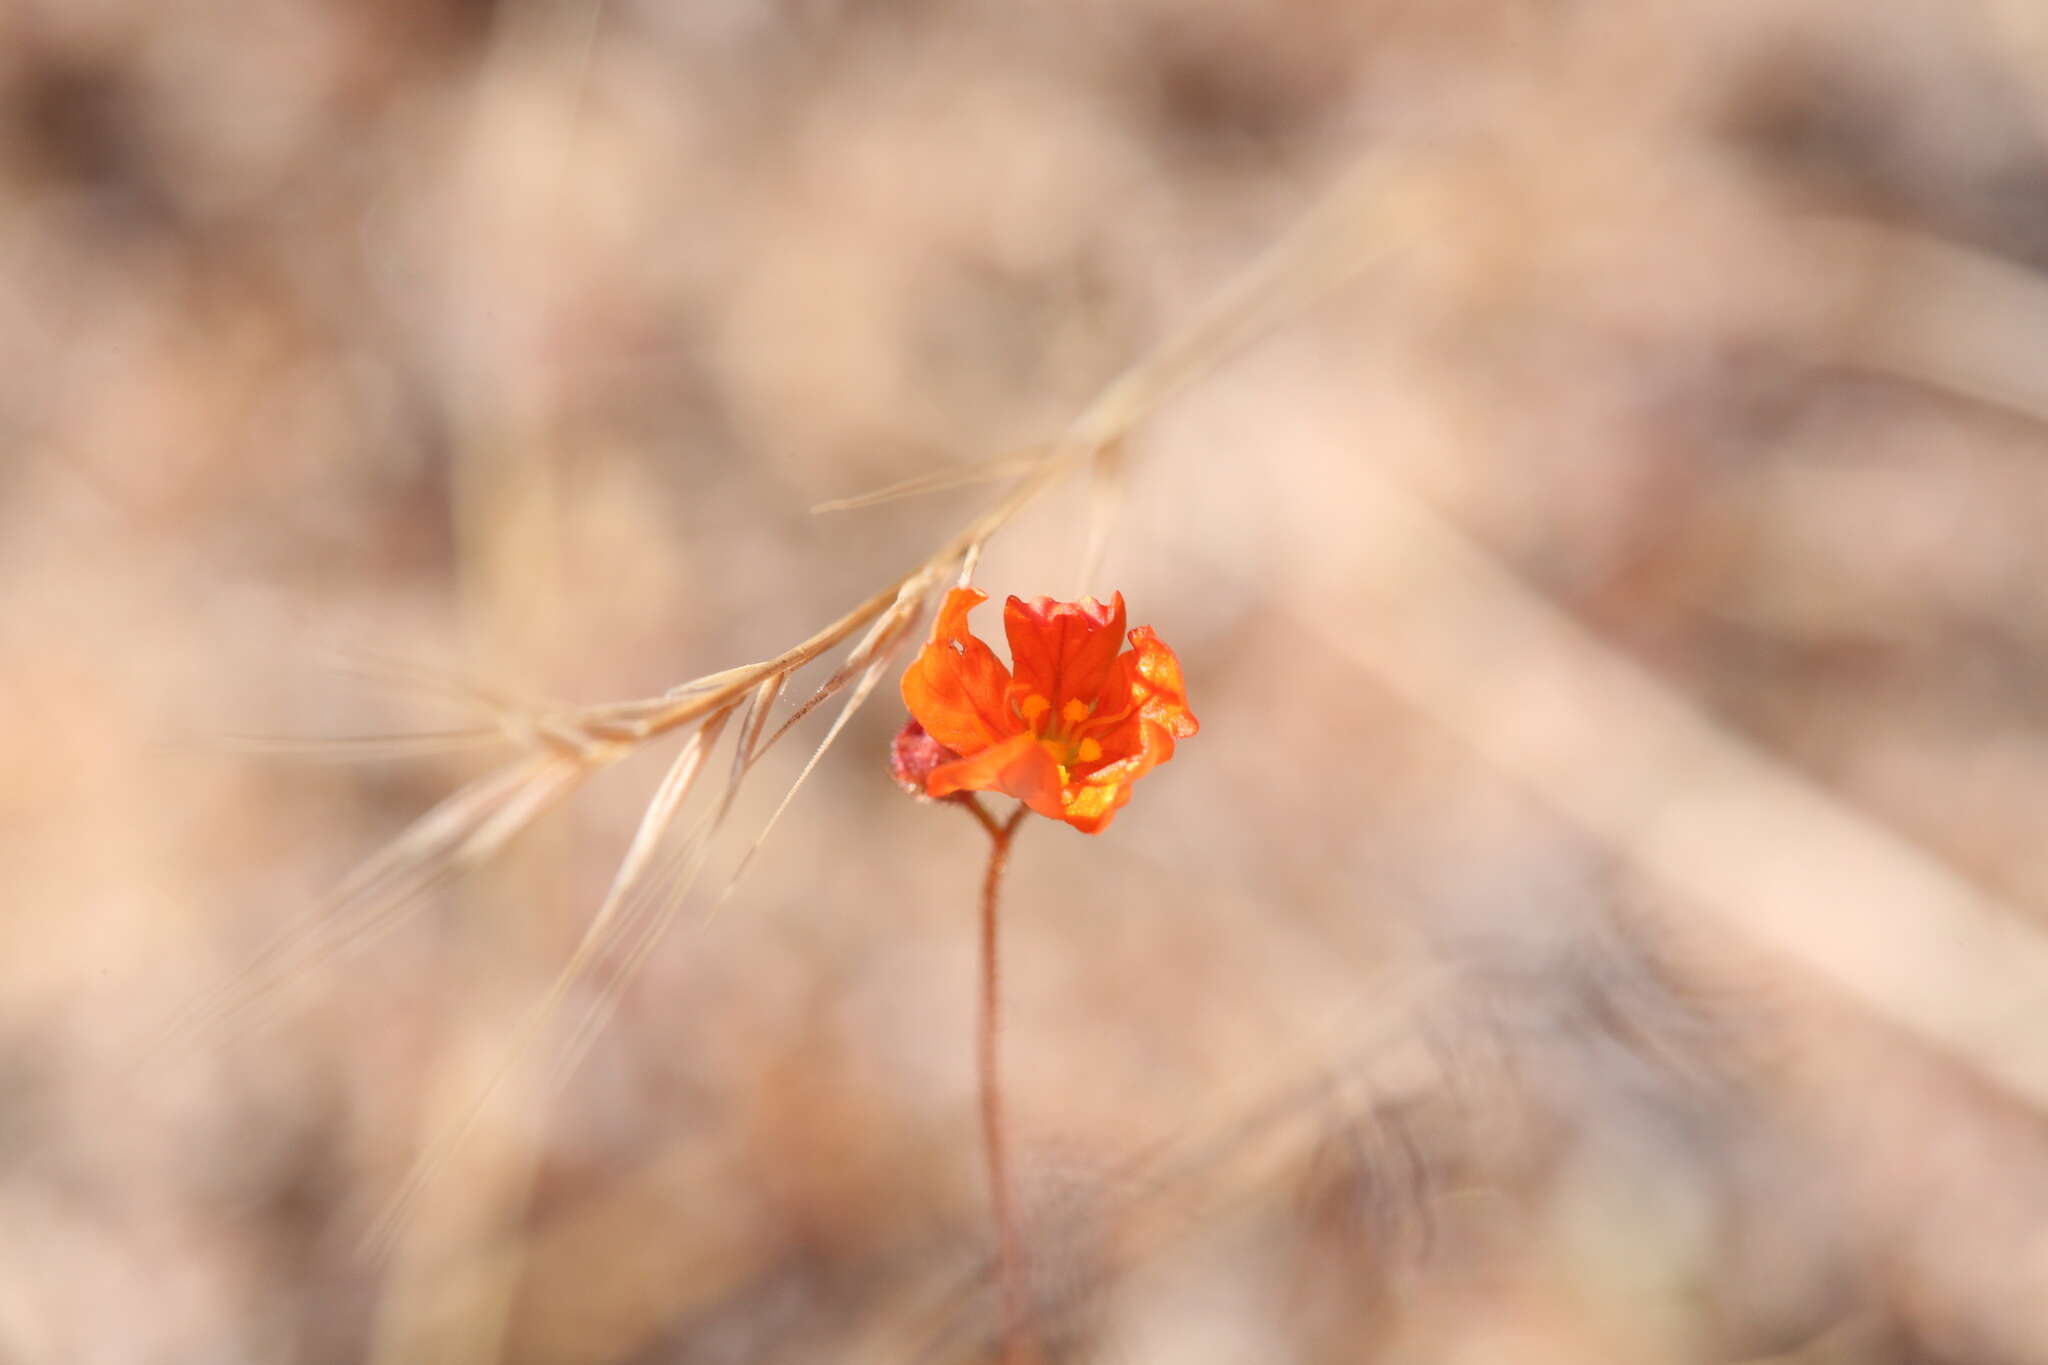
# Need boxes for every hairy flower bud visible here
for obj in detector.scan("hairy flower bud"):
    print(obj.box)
[889,718,964,802]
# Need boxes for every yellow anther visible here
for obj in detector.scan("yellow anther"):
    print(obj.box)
[1076,737,1103,762]
[1018,694,1051,723]
[1061,698,1092,725]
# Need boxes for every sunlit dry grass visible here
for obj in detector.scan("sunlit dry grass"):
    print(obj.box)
[12,1,2048,1362]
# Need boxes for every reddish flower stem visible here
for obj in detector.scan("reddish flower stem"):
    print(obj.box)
[964,797,1038,1364]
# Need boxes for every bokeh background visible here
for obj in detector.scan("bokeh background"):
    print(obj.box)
[13,1,2048,1360]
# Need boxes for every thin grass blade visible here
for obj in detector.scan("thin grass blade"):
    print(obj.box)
[811,448,1045,514]
[200,728,512,763]
[151,754,583,1058]
[364,710,733,1255]
[715,644,900,905]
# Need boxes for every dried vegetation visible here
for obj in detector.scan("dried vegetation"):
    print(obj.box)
[11,1,2048,1361]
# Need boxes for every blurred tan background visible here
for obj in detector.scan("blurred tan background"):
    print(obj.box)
[13,1,2048,1361]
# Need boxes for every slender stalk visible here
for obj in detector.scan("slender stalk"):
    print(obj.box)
[971,800,1037,1364]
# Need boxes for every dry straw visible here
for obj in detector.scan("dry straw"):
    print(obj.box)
[157,154,1412,1257]
[169,130,2048,1354]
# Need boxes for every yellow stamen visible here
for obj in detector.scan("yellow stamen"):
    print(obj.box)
[1061,698,1092,725]
[1018,694,1051,723]
[1076,737,1102,762]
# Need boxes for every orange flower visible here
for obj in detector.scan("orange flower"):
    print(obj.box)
[899,588,1198,834]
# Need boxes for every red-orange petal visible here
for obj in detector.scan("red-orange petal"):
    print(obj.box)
[1058,777,1137,834]
[1002,593,1127,714]
[1124,625,1199,741]
[1057,709,1188,833]
[926,732,1066,819]
[901,588,1017,756]
[1066,626,1196,773]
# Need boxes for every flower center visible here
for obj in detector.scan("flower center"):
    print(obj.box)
[1018,693,1103,767]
